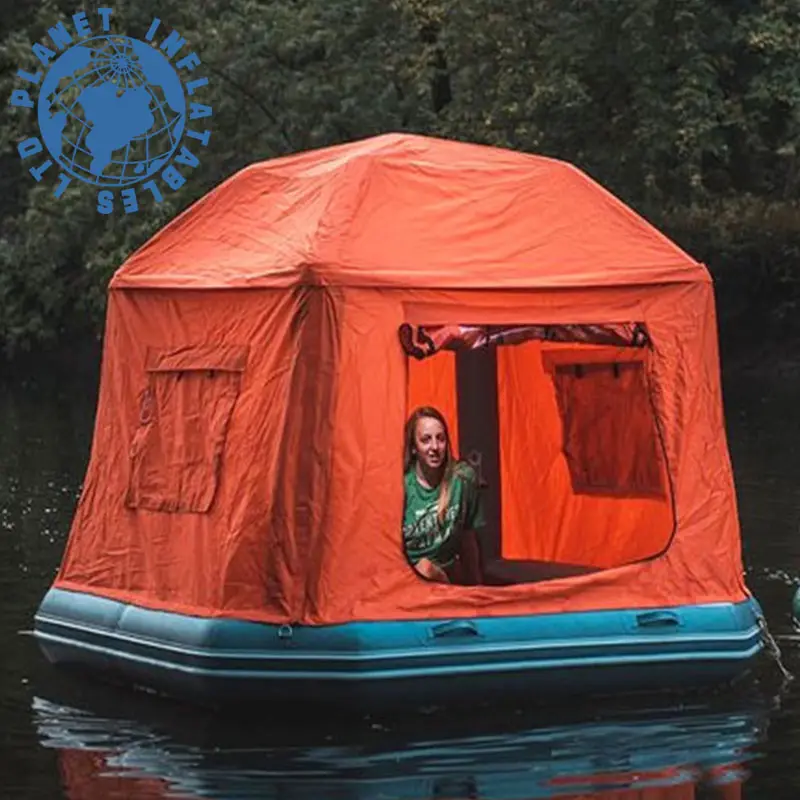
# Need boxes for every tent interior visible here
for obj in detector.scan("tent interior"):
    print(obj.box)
[403,323,675,586]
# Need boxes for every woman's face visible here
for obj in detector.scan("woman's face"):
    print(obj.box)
[414,416,447,472]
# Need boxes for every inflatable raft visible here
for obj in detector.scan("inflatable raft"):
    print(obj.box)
[36,588,763,705]
[34,133,765,706]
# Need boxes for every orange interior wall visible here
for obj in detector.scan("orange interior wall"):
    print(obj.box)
[405,342,673,570]
[497,341,674,568]
[406,352,460,459]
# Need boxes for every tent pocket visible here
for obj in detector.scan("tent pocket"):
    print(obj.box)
[544,348,665,498]
[125,344,249,513]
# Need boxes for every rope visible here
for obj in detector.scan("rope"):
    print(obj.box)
[758,614,794,685]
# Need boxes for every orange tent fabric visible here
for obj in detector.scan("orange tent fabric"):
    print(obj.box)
[56,133,748,624]
[406,351,460,458]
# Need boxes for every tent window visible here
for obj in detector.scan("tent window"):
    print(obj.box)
[402,322,674,587]
[125,344,248,514]
[549,357,664,498]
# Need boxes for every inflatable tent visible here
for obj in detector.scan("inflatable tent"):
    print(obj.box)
[34,133,763,705]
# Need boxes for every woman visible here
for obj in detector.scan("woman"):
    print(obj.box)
[402,406,485,582]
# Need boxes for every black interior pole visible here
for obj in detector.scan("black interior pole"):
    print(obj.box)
[455,347,502,562]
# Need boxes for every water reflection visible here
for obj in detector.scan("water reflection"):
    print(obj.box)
[32,686,767,800]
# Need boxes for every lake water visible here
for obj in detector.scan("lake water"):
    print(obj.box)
[3,354,800,799]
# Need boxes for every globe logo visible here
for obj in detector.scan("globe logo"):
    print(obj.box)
[38,35,186,188]
[8,9,213,216]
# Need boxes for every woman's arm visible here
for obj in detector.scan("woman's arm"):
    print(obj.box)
[414,557,450,583]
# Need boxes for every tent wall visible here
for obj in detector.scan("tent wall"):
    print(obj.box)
[56,288,308,620]
[56,280,747,626]
[406,352,459,456]
[496,340,674,568]
[307,283,747,624]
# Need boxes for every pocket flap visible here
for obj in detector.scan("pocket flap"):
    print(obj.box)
[145,344,249,373]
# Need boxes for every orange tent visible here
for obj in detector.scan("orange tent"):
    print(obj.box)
[55,133,748,624]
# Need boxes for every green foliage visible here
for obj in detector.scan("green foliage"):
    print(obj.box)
[0,0,431,357]
[2,0,800,356]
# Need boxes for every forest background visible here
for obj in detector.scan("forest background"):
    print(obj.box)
[2,0,800,363]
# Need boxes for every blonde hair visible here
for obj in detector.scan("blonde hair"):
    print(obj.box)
[403,406,455,525]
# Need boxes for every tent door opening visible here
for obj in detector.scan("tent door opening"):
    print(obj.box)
[403,323,676,587]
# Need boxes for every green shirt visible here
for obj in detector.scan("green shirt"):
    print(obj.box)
[403,461,485,567]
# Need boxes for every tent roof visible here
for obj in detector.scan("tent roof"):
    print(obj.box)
[111,133,707,291]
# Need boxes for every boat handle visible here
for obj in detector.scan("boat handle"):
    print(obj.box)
[636,610,682,628]
[430,620,480,639]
